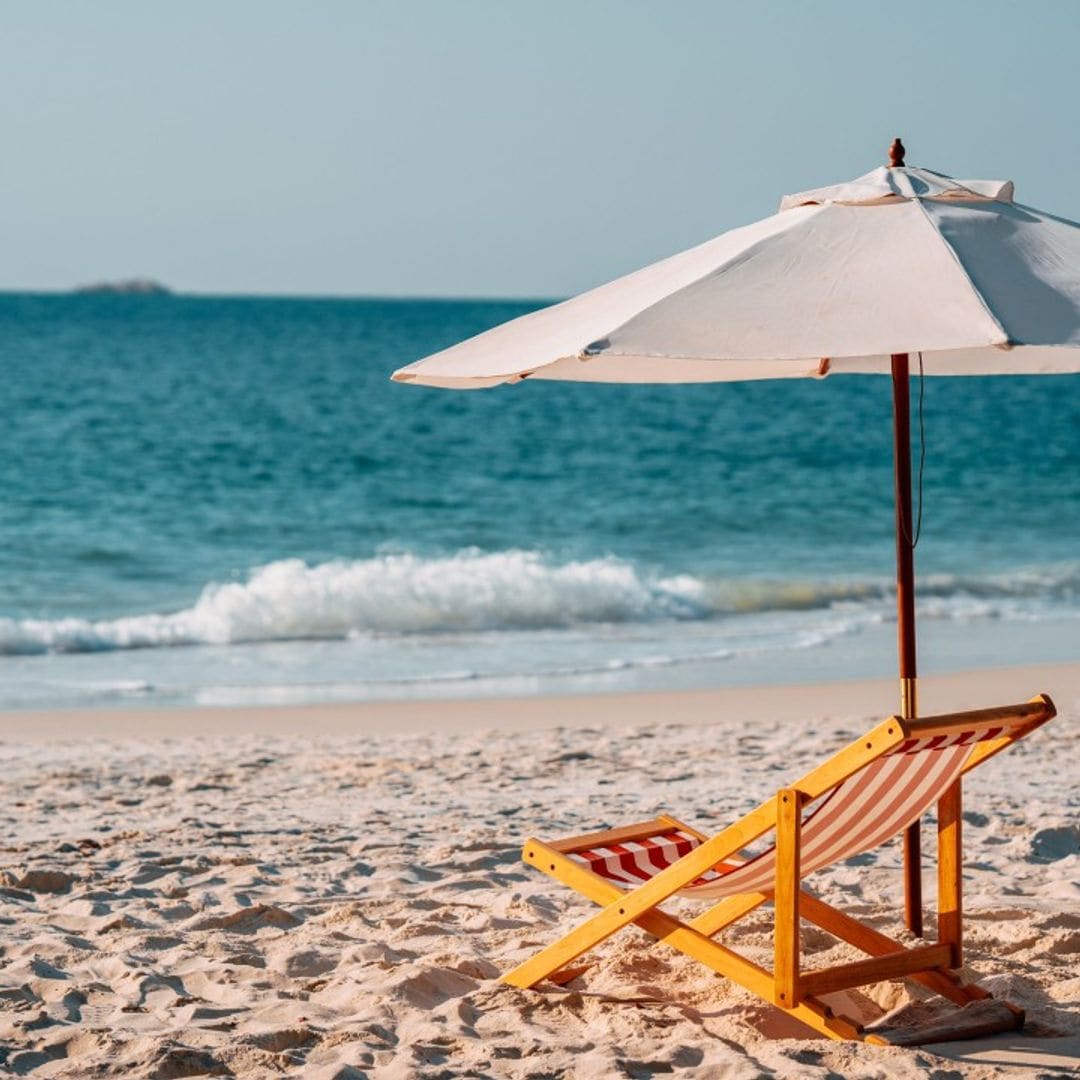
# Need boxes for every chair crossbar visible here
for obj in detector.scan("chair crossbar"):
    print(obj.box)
[800,943,953,997]
[549,818,676,854]
[797,891,984,1006]
[901,695,1053,740]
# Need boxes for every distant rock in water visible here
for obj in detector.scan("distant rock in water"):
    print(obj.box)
[74,277,172,295]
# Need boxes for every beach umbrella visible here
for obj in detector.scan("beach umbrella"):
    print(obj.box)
[392,139,1080,935]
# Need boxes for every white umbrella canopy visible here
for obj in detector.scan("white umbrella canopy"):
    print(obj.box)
[393,159,1080,387]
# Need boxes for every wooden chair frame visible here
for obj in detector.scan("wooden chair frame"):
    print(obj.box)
[502,695,1056,1042]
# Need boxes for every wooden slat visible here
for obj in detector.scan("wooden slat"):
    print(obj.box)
[798,892,985,1006]
[774,788,802,1008]
[548,818,672,854]
[800,943,952,997]
[502,840,865,1041]
[938,778,963,967]
[901,695,1055,740]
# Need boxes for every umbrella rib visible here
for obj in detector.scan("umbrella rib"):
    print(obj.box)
[911,199,1011,351]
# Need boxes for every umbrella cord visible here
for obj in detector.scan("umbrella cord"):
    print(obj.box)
[902,352,926,549]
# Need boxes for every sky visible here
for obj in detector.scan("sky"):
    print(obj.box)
[3,1,1079,298]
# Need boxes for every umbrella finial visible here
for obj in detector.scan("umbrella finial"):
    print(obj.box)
[888,137,906,167]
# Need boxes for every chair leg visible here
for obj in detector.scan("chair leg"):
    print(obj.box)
[774,788,803,1008]
[938,778,963,968]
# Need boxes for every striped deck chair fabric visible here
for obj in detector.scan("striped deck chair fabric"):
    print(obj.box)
[569,722,1017,898]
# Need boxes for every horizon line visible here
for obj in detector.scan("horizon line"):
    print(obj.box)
[0,285,564,305]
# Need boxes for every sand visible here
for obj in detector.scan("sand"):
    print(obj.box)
[0,663,1077,1078]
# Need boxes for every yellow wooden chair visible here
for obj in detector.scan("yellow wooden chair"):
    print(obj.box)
[502,695,1056,1043]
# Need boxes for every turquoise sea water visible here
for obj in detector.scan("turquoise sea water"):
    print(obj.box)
[1,292,1078,708]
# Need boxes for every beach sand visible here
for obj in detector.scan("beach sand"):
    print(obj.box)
[1,663,1077,1077]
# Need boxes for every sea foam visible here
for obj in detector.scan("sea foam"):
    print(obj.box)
[0,550,1075,656]
[0,552,699,655]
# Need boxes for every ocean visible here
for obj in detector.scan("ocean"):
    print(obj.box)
[2,292,1078,710]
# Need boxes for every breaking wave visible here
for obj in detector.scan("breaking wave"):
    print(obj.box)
[1,550,1077,657]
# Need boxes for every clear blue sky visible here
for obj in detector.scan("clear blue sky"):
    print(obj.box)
[4,1,1078,298]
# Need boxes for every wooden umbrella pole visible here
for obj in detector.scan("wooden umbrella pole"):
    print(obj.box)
[891,351,922,936]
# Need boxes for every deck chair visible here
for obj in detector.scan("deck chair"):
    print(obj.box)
[503,695,1056,1043]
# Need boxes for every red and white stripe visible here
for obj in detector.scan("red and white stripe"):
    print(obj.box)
[569,829,728,888]
[567,727,1007,898]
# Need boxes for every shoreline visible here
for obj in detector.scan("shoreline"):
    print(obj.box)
[2,658,1077,741]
